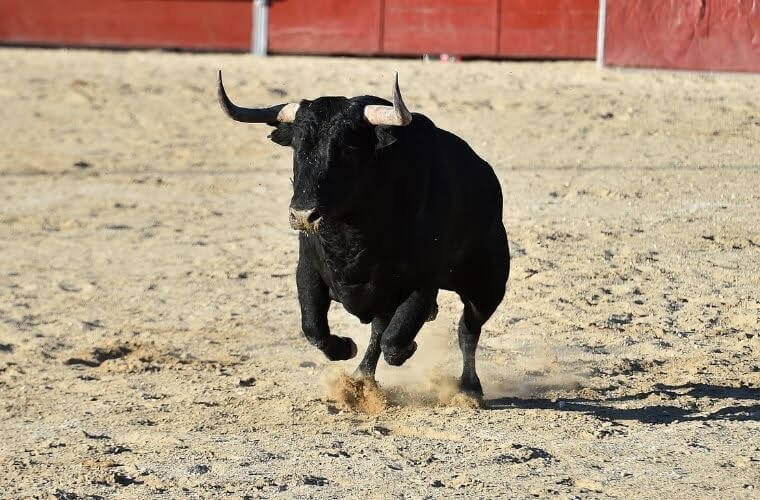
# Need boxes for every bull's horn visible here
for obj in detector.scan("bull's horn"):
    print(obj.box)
[217,70,299,123]
[363,72,412,126]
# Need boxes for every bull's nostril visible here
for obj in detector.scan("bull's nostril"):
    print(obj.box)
[306,209,321,224]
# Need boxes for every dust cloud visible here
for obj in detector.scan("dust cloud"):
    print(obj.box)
[324,309,585,414]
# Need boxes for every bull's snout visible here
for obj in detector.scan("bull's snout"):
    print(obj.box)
[289,207,322,232]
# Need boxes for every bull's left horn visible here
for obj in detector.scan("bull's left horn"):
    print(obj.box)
[217,70,299,123]
[363,72,412,127]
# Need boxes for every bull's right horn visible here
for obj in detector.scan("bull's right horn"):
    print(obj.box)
[217,70,299,123]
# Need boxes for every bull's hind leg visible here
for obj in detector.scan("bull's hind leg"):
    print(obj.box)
[457,298,500,396]
[457,226,509,396]
[354,315,388,379]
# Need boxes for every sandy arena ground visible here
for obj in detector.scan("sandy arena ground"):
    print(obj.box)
[1,48,759,498]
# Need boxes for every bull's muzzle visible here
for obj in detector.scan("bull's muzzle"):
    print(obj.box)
[289,207,322,233]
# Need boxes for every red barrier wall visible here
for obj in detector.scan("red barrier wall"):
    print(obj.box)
[268,0,382,54]
[604,0,760,72]
[0,0,252,50]
[500,0,599,58]
[382,0,499,56]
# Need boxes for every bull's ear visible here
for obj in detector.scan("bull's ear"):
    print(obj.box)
[374,125,397,150]
[268,123,293,147]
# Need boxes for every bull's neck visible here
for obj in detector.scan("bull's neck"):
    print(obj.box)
[320,171,423,248]
[316,206,391,256]
[320,214,375,246]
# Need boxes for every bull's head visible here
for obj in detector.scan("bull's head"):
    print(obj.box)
[217,71,412,233]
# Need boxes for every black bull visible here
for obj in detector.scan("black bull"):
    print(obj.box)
[218,72,509,396]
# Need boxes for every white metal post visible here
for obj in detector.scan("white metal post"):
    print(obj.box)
[596,0,607,68]
[253,0,268,56]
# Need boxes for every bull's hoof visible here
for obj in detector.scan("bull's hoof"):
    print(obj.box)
[382,341,417,366]
[322,335,357,361]
[459,375,484,399]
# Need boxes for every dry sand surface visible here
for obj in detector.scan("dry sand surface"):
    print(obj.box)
[1,48,759,498]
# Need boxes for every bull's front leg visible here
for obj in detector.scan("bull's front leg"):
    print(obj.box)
[296,257,357,361]
[380,288,438,366]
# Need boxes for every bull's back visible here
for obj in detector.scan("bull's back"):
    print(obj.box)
[429,126,503,243]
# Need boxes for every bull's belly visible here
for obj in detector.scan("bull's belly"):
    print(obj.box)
[327,277,442,324]
[313,247,446,323]
[328,281,395,324]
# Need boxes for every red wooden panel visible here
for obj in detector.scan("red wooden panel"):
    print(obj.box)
[499,0,598,58]
[0,0,251,50]
[382,0,499,56]
[605,0,760,72]
[268,0,382,54]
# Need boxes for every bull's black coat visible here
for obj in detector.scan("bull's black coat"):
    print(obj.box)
[269,94,509,396]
